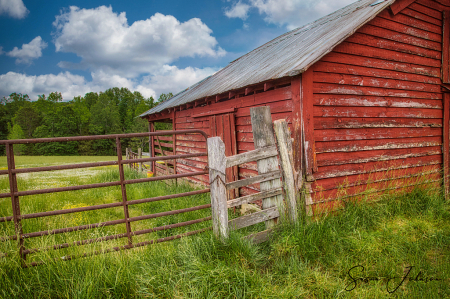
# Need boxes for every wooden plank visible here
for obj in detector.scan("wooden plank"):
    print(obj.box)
[176,145,207,153]
[274,119,298,222]
[382,6,441,33]
[443,11,450,83]
[314,117,442,130]
[316,136,442,153]
[228,207,279,231]
[321,52,440,78]
[150,122,155,173]
[227,188,283,208]
[314,61,441,84]
[154,141,174,148]
[347,32,440,60]
[177,86,292,118]
[236,112,293,126]
[302,68,316,175]
[291,76,303,176]
[410,2,443,20]
[356,24,441,51]
[176,140,206,148]
[313,164,441,192]
[235,100,294,118]
[334,42,441,68]
[230,113,239,199]
[250,106,284,228]
[390,0,417,15]
[400,7,442,26]
[316,146,442,167]
[315,127,442,142]
[226,170,281,190]
[313,174,441,204]
[368,16,442,42]
[314,83,441,99]
[417,0,448,12]
[243,229,273,244]
[314,106,442,118]
[314,94,442,109]
[154,148,174,156]
[192,108,235,118]
[226,145,278,168]
[207,137,228,239]
[444,93,450,199]
[314,154,442,180]
[314,72,440,93]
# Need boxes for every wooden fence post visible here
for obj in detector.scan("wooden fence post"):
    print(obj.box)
[273,119,298,222]
[250,106,284,228]
[138,148,142,172]
[207,137,229,240]
[126,148,129,169]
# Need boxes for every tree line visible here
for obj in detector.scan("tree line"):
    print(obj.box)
[0,88,173,156]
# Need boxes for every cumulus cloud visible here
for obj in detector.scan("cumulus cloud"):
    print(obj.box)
[225,0,354,30]
[225,1,251,20]
[0,0,28,19]
[5,36,47,64]
[52,6,225,77]
[0,66,218,100]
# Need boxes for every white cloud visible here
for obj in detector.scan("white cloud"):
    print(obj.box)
[140,65,219,96]
[250,0,355,30]
[225,1,251,20]
[5,36,47,64]
[0,0,28,19]
[0,66,218,100]
[52,6,225,77]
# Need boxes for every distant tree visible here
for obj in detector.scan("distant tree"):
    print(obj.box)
[7,124,25,155]
[157,92,173,104]
[0,104,8,155]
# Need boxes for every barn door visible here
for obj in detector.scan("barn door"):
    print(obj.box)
[210,113,238,199]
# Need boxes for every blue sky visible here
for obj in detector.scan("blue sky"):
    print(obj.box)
[0,0,355,101]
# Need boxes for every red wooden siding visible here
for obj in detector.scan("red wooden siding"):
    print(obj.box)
[173,85,293,193]
[311,2,444,208]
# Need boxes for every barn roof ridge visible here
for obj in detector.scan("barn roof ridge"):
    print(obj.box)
[140,0,395,117]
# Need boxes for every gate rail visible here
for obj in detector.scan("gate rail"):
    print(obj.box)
[0,130,210,267]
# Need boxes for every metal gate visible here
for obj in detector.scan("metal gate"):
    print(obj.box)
[0,130,210,267]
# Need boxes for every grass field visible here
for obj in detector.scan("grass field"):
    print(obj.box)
[0,156,449,298]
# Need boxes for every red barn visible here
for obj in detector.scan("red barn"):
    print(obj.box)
[140,0,450,213]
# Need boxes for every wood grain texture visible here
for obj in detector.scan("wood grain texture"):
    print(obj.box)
[207,137,229,239]
[250,106,284,228]
[228,207,279,231]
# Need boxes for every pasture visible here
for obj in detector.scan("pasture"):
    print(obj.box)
[0,156,449,298]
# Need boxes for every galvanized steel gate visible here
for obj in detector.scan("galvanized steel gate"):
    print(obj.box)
[0,130,211,267]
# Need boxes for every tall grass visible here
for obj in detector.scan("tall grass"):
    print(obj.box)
[0,161,449,298]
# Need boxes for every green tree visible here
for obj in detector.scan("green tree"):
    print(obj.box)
[89,93,121,155]
[7,124,26,155]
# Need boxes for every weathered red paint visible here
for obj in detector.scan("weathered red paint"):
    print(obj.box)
[390,0,417,15]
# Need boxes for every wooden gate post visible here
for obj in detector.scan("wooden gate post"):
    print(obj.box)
[138,148,143,172]
[250,106,284,228]
[273,119,298,222]
[207,137,229,239]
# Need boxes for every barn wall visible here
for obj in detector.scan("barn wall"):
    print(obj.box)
[310,1,444,212]
[174,85,293,193]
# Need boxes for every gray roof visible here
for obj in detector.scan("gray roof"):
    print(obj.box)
[140,0,394,117]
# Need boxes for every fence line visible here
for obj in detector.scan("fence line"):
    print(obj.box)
[0,130,210,267]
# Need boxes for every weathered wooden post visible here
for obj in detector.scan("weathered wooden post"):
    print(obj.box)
[138,148,142,172]
[274,119,298,222]
[207,137,229,240]
[126,148,129,169]
[250,106,284,228]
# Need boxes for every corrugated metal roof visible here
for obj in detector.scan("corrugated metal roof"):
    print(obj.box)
[140,0,395,117]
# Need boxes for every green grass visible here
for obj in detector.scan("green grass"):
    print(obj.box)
[0,156,122,169]
[0,156,449,298]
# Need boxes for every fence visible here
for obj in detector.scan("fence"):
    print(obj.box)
[208,106,299,242]
[0,130,210,267]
